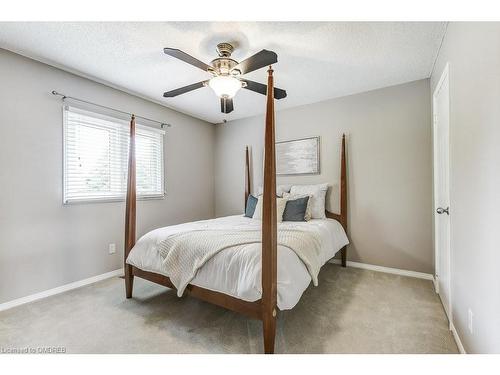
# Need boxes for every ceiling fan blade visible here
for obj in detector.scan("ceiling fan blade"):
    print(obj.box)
[241,79,287,99]
[232,50,278,75]
[163,48,212,72]
[221,97,234,114]
[163,81,207,97]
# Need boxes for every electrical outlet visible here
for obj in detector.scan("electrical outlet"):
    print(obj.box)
[108,243,116,255]
[468,308,474,334]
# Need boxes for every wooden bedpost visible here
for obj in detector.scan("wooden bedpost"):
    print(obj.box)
[124,115,136,298]
[262,66,278,354]
[244,146,250,209]
[340,134,348,267]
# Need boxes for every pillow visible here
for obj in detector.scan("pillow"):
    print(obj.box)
[282,192,312,221]
[244,195,258,218]
[282,196,310,222]
[252,196,287,222]
[256,184,292,197]
[290,183,328,219]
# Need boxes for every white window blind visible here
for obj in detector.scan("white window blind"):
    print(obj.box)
[63,106,165,203]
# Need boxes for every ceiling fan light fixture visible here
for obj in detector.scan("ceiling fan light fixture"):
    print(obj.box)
[208,75,242,99]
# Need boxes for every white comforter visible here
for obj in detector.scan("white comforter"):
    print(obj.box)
[126,215,349,310]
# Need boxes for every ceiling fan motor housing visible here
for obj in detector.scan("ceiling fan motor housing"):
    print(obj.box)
[211,43,240,76]
[211,57,239,76]
[216,42,234,57]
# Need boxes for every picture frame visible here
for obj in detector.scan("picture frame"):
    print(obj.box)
[275,136,320,176]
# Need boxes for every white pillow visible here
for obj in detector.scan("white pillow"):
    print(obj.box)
[289,183,328,219]
[282,192,312,221]
[252,196,287,222]
[256,184,292,197]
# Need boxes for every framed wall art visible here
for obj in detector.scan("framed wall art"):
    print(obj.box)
[275,136,320,176]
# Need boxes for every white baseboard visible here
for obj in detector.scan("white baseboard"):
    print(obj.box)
[0,268,124,312]
[450,321,467,354]
[433,276,439,293]
[329,259,434,280]
[0,261,434,310]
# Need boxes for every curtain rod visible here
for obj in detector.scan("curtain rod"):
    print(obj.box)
[51,90,171,128]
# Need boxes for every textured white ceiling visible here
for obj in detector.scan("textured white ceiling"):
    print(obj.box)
[0,22,446,124]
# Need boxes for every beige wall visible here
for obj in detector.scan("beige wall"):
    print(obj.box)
[430,23,500,353]
[215,79,433,274]
[0,49,215,304]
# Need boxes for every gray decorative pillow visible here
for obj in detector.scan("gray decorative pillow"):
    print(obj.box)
[282,192,312,220]
[282,196,310,222]
[244,195,258,218]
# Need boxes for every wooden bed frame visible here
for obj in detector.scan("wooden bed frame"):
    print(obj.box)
[123,67,348,354]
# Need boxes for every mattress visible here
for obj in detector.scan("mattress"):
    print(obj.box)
[126,215,349,310]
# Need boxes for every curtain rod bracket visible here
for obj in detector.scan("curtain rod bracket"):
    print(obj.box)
[52,90,66,100]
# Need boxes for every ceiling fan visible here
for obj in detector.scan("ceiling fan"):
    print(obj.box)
[162,42,287,114]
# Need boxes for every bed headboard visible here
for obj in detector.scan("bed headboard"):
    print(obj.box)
[244,134,347,232]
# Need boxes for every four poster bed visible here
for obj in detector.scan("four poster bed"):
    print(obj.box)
[123,67,348,354]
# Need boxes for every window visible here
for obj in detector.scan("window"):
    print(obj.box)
[63,106,165,203]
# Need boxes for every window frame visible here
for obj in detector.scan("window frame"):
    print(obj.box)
[62,105,166,205]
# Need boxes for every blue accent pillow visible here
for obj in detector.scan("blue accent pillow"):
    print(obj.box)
[283,196,310,222]
[245,195,258,218]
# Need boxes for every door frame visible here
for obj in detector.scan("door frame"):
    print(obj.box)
[432,62,452,324]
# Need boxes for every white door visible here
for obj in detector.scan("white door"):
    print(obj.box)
[433,63,451,322]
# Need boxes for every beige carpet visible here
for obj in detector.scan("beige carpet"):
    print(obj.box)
[0,264,458,353]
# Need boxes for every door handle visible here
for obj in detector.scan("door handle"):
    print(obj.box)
[436,207,449,215]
